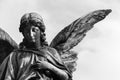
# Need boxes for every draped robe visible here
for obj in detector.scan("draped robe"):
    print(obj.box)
[0,46,71,80]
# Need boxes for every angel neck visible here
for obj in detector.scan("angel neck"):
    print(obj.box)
[19,38,43,50]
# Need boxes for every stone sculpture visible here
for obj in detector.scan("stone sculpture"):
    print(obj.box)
[0,9,111,80]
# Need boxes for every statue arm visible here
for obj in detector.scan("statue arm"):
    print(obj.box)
[32,61,71,80]
[0,51,34,80]
[0,52,17,80]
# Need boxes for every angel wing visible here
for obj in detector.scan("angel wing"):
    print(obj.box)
[50,9,112,73]
[0,28,18,64]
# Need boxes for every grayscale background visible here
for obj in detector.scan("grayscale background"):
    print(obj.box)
[0,0,119,80]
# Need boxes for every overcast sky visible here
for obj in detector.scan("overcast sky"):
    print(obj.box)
[0,0,120,80]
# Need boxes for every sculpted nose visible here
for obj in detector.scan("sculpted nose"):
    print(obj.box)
[30,26,40,39]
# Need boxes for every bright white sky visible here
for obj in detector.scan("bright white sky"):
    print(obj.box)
[0,0,120,80]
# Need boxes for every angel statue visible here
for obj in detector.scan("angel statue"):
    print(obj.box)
[0,9,111,80]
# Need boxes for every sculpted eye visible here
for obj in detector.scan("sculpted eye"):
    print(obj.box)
[32,28,35,32]
[31,27,40,32]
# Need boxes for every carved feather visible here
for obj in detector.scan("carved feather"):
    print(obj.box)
[0,28,18,64]
[50,9,112,73]
[50,9,111,53]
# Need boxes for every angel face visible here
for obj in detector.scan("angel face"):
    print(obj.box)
[22,24,41,43]
[20,12,46,46]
